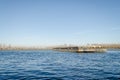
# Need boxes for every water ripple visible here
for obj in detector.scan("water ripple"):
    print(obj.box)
[0,50,120,80]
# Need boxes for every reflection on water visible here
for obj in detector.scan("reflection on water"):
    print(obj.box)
[0,50,120,80]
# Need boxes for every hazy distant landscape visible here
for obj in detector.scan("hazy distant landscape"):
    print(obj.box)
[0,43,120,50]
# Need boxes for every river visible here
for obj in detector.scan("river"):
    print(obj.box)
[0,50,120,80]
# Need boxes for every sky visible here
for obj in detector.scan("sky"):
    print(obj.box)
[0,0,120,46]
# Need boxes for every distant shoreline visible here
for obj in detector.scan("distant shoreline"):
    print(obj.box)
[0,44,120,51]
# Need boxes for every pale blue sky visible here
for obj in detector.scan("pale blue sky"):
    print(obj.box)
[0,0,120,46]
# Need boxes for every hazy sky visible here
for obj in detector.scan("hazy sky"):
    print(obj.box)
[0,0,120,46]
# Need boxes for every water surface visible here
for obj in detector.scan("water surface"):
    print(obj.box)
[0,50,120,80]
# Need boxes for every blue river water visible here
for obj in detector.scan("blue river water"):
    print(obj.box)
[0,50,120,80]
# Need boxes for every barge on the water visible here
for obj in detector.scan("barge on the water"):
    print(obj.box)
[76,48,107,53]
[53,46,107,53]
